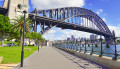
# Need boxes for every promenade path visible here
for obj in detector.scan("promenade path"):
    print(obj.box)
[18,46,109,69]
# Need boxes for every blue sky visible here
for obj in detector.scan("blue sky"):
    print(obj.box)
[0,0,120,40]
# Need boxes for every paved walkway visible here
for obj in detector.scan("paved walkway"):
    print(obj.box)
[17,46,109,69]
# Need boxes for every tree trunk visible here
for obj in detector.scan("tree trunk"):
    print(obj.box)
[0,40,2,47]
[19,35,22,46]
[19,29,23,46]
[1,39,4,46]
[1,37,4,47]
[29,38,30,45]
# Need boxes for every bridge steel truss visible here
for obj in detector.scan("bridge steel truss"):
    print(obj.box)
[0,0,10,15]
[29,7,113,38]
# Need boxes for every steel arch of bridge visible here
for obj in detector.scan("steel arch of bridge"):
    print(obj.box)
[29,7,113,38]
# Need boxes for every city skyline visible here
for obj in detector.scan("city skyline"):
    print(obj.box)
[64,34,98,41]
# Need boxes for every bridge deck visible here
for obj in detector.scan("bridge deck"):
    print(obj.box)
[18,46,109,69]
[0,7,7,15]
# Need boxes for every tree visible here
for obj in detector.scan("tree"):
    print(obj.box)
[26,32,44,46]
[7,31,20,41]
[39,38,46,46]
[30,32,39,39]
[12,15,33,46]
[37,34,43,46]
[0,14,12,46]
[25,32,32,45]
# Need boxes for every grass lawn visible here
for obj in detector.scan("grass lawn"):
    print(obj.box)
[0,46,38,64]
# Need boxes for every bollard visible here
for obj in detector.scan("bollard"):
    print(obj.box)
[84,38,87,53]
[90,40,93,55]
[99,36,103,57]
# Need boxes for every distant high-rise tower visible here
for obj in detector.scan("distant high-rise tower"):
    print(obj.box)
[3,0,29,19]
[71,35,75,41]
[90,34,98,40]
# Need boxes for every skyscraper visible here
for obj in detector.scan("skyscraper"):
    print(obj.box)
[90,34,98,40]
[71,35,75,41]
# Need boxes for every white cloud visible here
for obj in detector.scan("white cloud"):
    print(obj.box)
[31,0,85,9]
[42,29,56,40]
[102,18,106,22]
[43,34,55,40]
[48,30,56,34]
[96,9,103,15]
[43,27,92,41]
[63,30,91,38]
[108,25,120,37]
[57,28,91,40]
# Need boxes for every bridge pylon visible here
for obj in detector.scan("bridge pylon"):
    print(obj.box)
[2,0,29,19]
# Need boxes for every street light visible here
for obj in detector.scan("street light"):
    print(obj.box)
[38,38,39,51]
[20,10,27,67]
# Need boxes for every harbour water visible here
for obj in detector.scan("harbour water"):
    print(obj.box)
[65,44,120,59]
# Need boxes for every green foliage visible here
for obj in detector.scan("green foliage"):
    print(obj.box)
[4,41,19,45]
[7,31,20,41]
[0,14,13,46]
[25,32,45,44]
[0,14,12,36]
[30,32,44,41]
[12,15,33,33]
[25,32,31,39]
[12,15,33,46]
[38,34,43,40]
[30,32,39,39]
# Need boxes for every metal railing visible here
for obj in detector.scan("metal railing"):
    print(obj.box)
[53,37,120,60]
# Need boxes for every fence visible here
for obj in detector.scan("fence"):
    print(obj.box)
[53,37,120,60]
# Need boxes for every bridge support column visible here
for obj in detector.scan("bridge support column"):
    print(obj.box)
[39,22,44,34]
[34,19,37,32]
[34,8,38,32]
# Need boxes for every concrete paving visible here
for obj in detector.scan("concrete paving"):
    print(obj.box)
[18,46,109,69]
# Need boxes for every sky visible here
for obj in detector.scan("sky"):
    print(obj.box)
[0,0,120,40]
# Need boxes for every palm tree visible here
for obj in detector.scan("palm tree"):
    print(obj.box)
[12,15,33,46]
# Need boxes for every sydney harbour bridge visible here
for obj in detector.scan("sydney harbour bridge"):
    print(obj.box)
[1,0,120,68]
[0,0,114,41]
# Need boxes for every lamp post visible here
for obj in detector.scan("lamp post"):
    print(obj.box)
[99,36,103,57]
[38,38,39,51]
[20,10,27,67]
[84,38,87,53]
[112,31,118,60]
